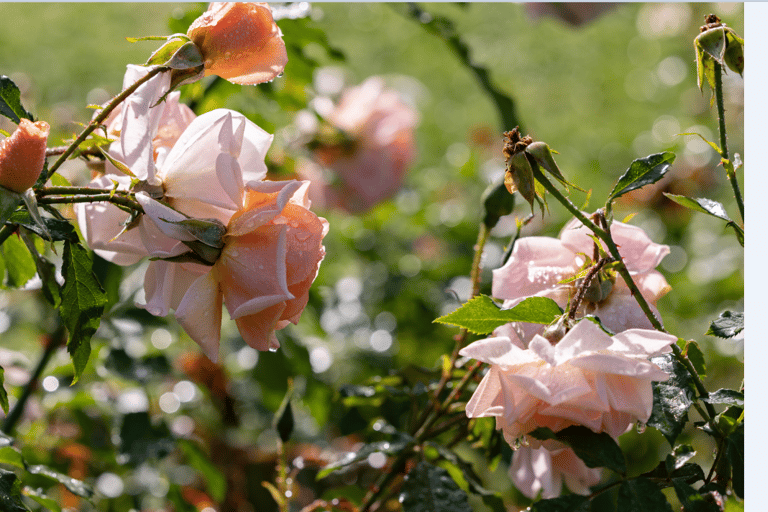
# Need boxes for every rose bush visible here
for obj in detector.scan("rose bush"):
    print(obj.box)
[187,2,288,85]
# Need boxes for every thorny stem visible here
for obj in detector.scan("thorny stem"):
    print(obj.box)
[2,324,65,435]
[714,60,745,223]
[567,257,613,321]
[529,165,720,424]
[45,65,168,182]
[36,194,144,213]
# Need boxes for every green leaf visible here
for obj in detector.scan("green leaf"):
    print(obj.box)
[60,240,107,383]
[0,186,23,226]
[481,177,515,229]
[528,426,626,475]
[702,389,743,407]
[434,295,563,334]
[706,311,743,339]
[0,446,23,468]
[0,367,7,416]
[608,152,675,201]
[0,468,30,512]
[426,442,503,510]
[19,231,60,308]
[671,479,720,512]
[26,465,93,499]
[317,437,412,479]
[647,353,694,447]
[665,444,696,474]
[0,76,33,124]
[6,211,77,242]
[399,461,472,512]
[726,423,744,498]
[683,341,706,379]
[178,440,227,503]
[22,487,62,512]
[0,233,36,288]
[663,194,732,222]
[723,30,744,76]
[530,494,591,512]
[617,478,672,512]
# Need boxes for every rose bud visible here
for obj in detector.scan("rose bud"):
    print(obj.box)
[187,2,288,85]
[0,118,50,193]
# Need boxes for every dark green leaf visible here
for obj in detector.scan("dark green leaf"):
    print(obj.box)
[0,76,33,123]
[608,152,675,200]
[104,349,171,384]
[702,389,743,407]
[529,426,626,475]
[27,465,93,499]
[426,442,502,508]
[6,211,77,242]
[0,187,23,226]
[481,178,515,228]
[0,233,36,288]
[530,494,591,512]
[0,468,29,512]
[399,461,472,512]
[706,311,743,339]
[318,437,412,479]
[119,412,175,466]
[434,295,563,334]
[671,479,720,512]
[665,444,695,474]
[617,478,671,512]
[19,231,60,308]
[683,341,706,379]
[647,353,694,447]
[60,240,107,383]
[22,487,62,512]
[178,440,227,503]
[726,423,743,498]
[0,367,7,416]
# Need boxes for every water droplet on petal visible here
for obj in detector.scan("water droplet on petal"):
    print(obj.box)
[268,346,278,353]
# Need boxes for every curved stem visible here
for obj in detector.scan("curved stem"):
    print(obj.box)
[714,61,744,223]
[36,194,143,213]
[44,66,168,182]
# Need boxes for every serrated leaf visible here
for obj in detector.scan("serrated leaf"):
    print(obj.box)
[706,311,743,339]
[702,389,743,407]
[27,465,93,498]
[617,478,672,512]
[0,233,36,288]
[60,240,107,383]
[0,76,34,124]
[434,295,563,334]
[399,461,472,512]
[22,487,62,512]
[178,440,227,503]
[726,423,743,498]
[20,231,60,308]
[647,354,694,447]
[529,426,626,475]
[608,152,675,201]
[0,468,29,512]
[683,341,706,379]
[530,494,591,512]
[671,479,720,512]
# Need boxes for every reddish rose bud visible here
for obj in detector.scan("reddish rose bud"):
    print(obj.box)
[187,2,288,85]
[0,118,50,193]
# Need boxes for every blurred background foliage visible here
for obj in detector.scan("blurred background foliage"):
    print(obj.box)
[0,3,743,511]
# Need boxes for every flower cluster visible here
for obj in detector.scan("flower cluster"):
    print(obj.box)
[76,5,326,361]
[299,76,419,212]
[461,218,674,498]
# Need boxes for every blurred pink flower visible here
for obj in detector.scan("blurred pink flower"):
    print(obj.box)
[510,441,602,499]
[187,2,288,85]
[77,65,272,266]
[306,77,418,212]
[139,180,327,360]
[0,118,49,193]
[492,217,671,346]
[459,319,676,440]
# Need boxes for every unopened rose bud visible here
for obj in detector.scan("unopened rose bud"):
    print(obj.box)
[187,2,288,85]
[0,119,50,193]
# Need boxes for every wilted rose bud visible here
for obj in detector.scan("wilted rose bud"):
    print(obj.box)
[187,2,288,85]
[505,150,536,211]
[0,118,50,193]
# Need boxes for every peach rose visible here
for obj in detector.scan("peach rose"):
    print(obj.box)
[510,441,602,499]
[305,77,419,212]
[138,179,327,360]
[492,217,671,347]
[187,2,288,85]
[0,118,50,193]
[460,319,676,440]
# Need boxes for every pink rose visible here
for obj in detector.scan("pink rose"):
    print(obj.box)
[510,441,602,499]
[492,217,671,346]
[138,180,327,360]
[306,77,418,212]
[187,2,288,85]
[0,118,50,193]
[460,319,676,440]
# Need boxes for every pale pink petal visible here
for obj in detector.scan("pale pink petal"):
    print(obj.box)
[603,374,655,421]
[140,260,209,317]
[609,328,677,356]
[511,445,560,499]
[135,193,197,242]
[459,336,538,367]
[229,180,305,237]
[550,319,614,364]
[175,270,223,362]
[235,303,287,352]
[464,367,503,418]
